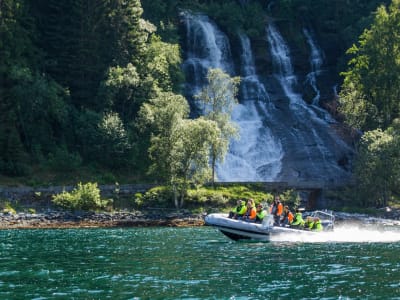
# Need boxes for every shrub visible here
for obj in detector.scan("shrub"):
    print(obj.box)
[52,182,111,211]
[1,202,17,214]
[133,193,144,208]
[27,208,36,214]
[142,186,174,207]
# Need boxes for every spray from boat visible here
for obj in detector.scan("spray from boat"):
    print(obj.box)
[270,223,400,243]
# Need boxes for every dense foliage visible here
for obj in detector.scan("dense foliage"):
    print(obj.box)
[0,0,183,179]
[1,0,398,209]
[339,0,400,207]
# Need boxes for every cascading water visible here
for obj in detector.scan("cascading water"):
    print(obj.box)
[182,12,283,181]
[303,28,334,123]
[181,11,353,184]
[216,33,283,181]
[303,28,323,106]
[181,12,234,98]
[265,23,352,184]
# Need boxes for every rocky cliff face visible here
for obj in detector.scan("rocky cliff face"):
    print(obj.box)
[180,11,354,186]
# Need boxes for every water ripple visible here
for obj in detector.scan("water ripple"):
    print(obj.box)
[1,227,400,299]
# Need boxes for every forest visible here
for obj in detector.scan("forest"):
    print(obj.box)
[1,0,400,208]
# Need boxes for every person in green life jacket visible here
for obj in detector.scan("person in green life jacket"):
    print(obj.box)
[304,216,324,231]
[255,203,267,223]
[228,199,247,219]
[290,208,305,228]
[311,217,323,232]
[304,216,314,230]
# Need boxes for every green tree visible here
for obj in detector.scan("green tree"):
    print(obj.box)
[195,68,240,184]
[0,0,70,174]
[96,112,131,168]
[142,35,184,93]
[170,118,220,208]
[138,91,221,208]
[138,91,190,182]
[353,128,399,207]
[106,0,147,66]
[100,63,141,122]
[32,0,109,110]
[339,0,400,131]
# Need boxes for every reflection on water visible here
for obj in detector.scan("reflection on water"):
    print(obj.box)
[1,226,400,299]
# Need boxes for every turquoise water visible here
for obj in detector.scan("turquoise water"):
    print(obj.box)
[1,227,400,299]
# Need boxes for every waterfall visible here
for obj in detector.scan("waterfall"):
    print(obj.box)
[181,12,353,184]
[181,12,234,98]
[266,23,307,111]
[303,28,323,106]
[265,23,351,183]
[303,28,334,122]
[216,34,283,181]
[182,12,283,181]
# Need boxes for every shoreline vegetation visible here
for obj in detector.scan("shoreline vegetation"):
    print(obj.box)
[2,182,400,230]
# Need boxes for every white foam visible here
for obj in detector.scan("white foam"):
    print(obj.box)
[270,225,400,243]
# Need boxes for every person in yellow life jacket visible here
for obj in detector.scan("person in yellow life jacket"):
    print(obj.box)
[255,203,267,223]
[311,217,323,232]
[270,195,283,225]
[290,208,305,228]
[242,198,256,222]
[228,199,247,219]
[281,205,294,226]
[304,216,314,230]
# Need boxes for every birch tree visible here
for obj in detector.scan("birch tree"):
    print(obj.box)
[195,68,240,184]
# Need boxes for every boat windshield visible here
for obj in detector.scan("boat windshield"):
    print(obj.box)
[308,210,335,230]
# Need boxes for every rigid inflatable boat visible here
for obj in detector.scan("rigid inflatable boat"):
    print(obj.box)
[205,210,335,242]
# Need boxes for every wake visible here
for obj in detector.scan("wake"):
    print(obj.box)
[270,223,400,243]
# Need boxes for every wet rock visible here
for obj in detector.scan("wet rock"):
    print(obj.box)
[0,210,205,229]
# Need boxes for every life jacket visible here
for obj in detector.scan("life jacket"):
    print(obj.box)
[245,206,257,220]
[305,220,314,230]
[292,212,305,226]
[270,201,283,216]
[276,202,283,216]
[312,220,323,232]
[256,210,266,222]
[233,203,247,216]
[287,211,294,223]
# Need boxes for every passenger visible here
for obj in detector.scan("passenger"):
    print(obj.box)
[242,198,257,222]
[255,203,267,223]
[311,217,323,232]
[228,199,247,219]
[291,208,305,228]
[304,216,314,230]
[280,205,294,226]
[270,195,283,226]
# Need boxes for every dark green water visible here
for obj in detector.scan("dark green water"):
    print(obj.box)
[1,227,400,299]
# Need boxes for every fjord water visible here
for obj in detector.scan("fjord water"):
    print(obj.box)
[1,227,400,299]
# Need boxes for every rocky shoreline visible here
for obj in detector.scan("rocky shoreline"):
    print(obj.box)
[2,208,400,230]
[0,210,206,229]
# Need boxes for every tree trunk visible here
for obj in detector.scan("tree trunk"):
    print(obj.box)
[211,154,216,188]
[173,185,179,209]
[179,191,184,209]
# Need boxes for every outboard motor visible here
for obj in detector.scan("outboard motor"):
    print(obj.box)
[262,214,275,228]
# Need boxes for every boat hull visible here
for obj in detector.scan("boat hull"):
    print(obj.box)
[205,213,327,242]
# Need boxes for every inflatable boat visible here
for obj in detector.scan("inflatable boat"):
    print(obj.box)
[204,210,335,242]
